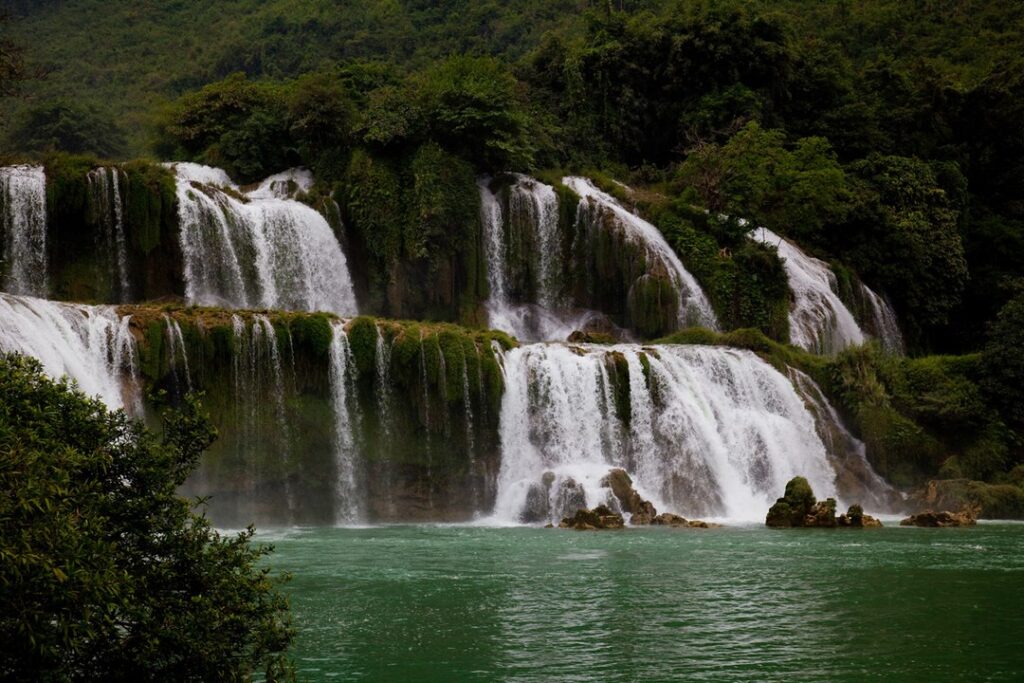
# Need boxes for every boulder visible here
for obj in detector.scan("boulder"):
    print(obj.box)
[559,504,625,530]
[900,509,977,528]
[837,504,883,528]
[553,477,587,520]
[600,468,658,525]
[520,482,551,524]
[649,512,721,528]
[766,476,818,527]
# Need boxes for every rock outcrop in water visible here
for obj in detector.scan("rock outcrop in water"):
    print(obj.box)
[900,509,977,527]
[767,477,885,528]
[558,504,625,530]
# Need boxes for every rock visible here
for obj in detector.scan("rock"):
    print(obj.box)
[520,482,551,524]
[766,477,838,528]
[554,477,587,520]
[766,476,817,527]
[804,498,838,528]
[651,512,689,527]
[600,468,658,525]
[900,509,978,528]
[559,504,625,530]
[837,504,883,528]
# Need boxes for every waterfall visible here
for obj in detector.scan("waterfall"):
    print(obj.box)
[375,326,392,445]
[751,227,904,354]
[563,177,718,331]
[87,167,131,301]
[493,343,845,523]
[0,293,139,412]
[329,321,362,523]
[168,162,358,315]
[508,174,562,308]
[0,166,48,297]
[861,285,905,354]
[787,368,902,512]
[247,168,315,200]
[163,315,192,394]
[751,228,865,354]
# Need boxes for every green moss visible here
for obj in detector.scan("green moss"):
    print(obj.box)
[605,351,631,425]
[346,316,379,376]
[288,313,333,359]
[438,330,466,404]
[120,160,177,255]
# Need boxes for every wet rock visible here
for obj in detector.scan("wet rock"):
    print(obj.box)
[766,476,818,527]
[553,477,587,521]
[651,512,720,529]
[837,504,883,528]
[520,482,551,524]
[601,468,658,525]
[900,509,977,528]
[559,504,625,530]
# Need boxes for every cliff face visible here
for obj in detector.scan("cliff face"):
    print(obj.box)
[124,306,510,526]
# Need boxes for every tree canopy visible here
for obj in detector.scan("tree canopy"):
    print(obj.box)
[0,354,294,681]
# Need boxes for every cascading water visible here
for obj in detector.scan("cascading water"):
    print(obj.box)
[751,227,903,354]
[163,314,193,395]
[508,174,562,308]
[329,321,362,523]
[87,167,131,302]
[169,162,358,314]
[564,177,719,331]
[751,227,863,354]
[0,293,139,412]
[788,368,901,512]
[861,285,905,354]
[0,165,48,297]
[493,343,845,523]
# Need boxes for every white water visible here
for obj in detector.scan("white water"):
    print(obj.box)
[246,168,315,200]
[493,343,840,523]
[564,177,718,330]
[861,285,905,354]
[164,314,192,393]
[751,227,903,354]
[0,166,48,296]
[788,367,900,511]
[329,321,362,523]
[0,293,139,412]
[479,176,646,342]
[168,163,358,315]
[87,167,131,301]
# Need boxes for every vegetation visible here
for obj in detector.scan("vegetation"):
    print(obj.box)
[0,354,294,680]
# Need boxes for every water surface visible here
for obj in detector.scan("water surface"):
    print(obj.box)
[262,523,1024,682]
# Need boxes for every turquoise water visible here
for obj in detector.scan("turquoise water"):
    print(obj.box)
[261,524,1024,682]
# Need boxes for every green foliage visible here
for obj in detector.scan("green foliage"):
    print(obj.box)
[0,354,294,680]
[5,99,125,157]
[154,73,291,183]
[980,293,1024,432]
[288,313,333,359]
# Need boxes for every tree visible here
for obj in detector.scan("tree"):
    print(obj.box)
[0,354,294,681]
[154,73,292,183]
[5,100,125,157]
[0,11,39,98]
[981,292,1024,432]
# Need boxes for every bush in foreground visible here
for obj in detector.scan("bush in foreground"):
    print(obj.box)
[0,354,294,681]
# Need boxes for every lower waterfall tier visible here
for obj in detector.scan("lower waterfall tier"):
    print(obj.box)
[0,296,898,526]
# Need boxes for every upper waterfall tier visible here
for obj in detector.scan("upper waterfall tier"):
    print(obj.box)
[751,227,903,354]
[0,166,48,297]
[169,163,358,314]
[478,174,717,341]
[492,343,891,523]
[564,177,719,332]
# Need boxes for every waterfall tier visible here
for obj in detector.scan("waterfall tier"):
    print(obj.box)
[0,294,140,412]
[751,227,903,354]
[492,343,866,523]
[0,166,48,297]
[169,162,358,314]
[479,174,717,341]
